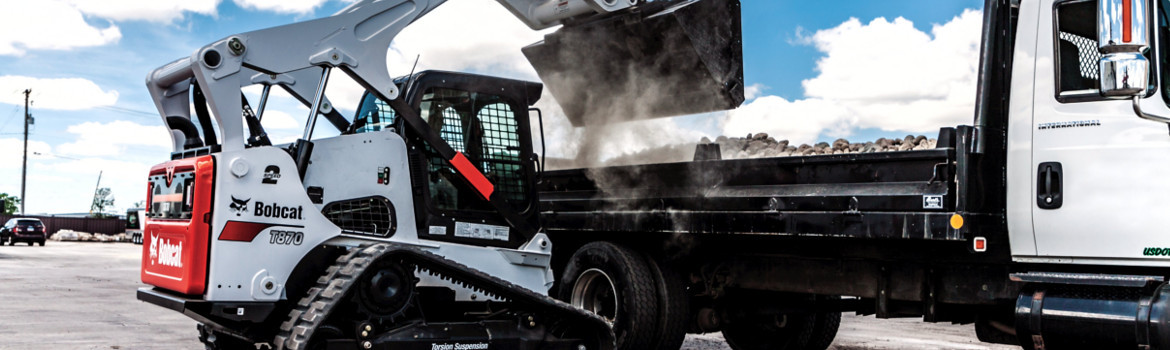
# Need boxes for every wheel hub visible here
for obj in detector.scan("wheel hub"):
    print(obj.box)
[570,268,619,324]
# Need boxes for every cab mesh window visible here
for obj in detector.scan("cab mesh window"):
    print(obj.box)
[421,88,529,212]
[1055,0,1102,94]
[478,103,526,203]
[354,93,397,133]
[1059,32,1102,81]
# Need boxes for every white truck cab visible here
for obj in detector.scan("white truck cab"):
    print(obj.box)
[1008,0,1170,266]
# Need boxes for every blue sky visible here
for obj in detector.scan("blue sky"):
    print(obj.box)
[0,0,985,214]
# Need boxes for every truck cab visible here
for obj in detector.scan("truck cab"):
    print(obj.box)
[1007,0,1170,266]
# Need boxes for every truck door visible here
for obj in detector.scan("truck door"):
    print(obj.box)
[1030,0,1170,261]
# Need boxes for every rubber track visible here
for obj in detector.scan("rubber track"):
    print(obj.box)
[274,243,615,350]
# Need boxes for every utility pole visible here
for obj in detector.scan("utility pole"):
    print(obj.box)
[21,88,30,215]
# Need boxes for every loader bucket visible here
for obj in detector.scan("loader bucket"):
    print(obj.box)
[523,0,744,126]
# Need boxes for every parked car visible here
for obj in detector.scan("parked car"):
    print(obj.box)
[1,218,46,246]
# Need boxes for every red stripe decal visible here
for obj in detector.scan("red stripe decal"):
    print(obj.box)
[449,152,494,200]
[151,193,183,203]
[218,221,275,242]
[1123,0,1133,43]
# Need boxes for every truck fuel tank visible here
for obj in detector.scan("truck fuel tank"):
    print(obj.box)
[522,0,744,126]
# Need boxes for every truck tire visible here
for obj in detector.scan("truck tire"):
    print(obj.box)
[720,294,817,350]
[645,254,689,350]
[803,296,841,350]
[558,241,659,350]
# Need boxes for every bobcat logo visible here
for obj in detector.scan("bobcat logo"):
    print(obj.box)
[148,233,159,265]
[165,165,176,186]
[229,196,250,216]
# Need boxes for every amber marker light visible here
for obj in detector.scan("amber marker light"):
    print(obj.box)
[950,213,965,230]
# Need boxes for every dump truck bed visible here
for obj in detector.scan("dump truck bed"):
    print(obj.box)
[537,128,982,242]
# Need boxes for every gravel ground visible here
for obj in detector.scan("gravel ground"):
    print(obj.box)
[0,242,1018,350]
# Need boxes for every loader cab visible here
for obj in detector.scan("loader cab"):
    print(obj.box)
[353,71,544,248]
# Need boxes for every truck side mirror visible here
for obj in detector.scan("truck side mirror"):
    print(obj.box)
[1098,0,1150,97]
[1098,0,1170,124]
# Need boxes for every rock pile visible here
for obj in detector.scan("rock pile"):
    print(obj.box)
[50,230,129,243]
[707,133,938,159]
[550,133,944,170]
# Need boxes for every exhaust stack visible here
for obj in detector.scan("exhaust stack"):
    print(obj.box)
[523,0,744,126]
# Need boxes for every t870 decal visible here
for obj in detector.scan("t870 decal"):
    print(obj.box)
[269,230,304,246]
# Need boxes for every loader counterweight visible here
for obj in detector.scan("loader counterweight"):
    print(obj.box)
[141,155,215,295]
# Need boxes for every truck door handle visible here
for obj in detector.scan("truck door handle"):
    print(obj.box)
[1037,162,1063,209]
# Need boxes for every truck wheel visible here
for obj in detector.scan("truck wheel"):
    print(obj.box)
[645,254,689,350]
[26,241,32,246]
[559,241,659,350]
[803,296,841,350]
[720,295,817,350]
[37,240,44,247]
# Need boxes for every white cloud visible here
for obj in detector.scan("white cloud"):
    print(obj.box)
[64,0,220,23]
[261,110,301,129]
[0,76,119,111]
[724,96,856,145]
[23,158,154,215]
[0,0,121,56]
[744,83,766,101]
[723,10,983,140]
[386,0,552,80]
[56,120,171,157]
[0,138,53,170]
[233,0,329,14]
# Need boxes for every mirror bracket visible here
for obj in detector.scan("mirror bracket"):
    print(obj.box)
[1132,96,1170,124]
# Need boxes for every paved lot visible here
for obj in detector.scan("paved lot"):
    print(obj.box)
[0,242,1017,350]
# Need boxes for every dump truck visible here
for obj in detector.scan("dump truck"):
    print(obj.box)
[537,0,1170,349]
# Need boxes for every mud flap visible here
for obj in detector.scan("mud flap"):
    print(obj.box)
[523,0,744,126]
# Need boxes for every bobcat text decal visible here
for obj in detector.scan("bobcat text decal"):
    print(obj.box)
[254,201,304,220]
[149,234,183,268]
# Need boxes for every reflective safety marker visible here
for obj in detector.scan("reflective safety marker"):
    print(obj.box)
[974,236,987,252]
[950,213,965,229]
[449,152,494,200]
[1124,0,1133,43]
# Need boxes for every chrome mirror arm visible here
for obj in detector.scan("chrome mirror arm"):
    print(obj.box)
[1133,96,1170,124]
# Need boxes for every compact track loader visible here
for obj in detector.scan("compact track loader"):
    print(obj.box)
[134,0,742,349]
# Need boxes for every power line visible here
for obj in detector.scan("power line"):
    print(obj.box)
[32,151,81,160]
[0,105,21,132]
[99,105,160,122]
